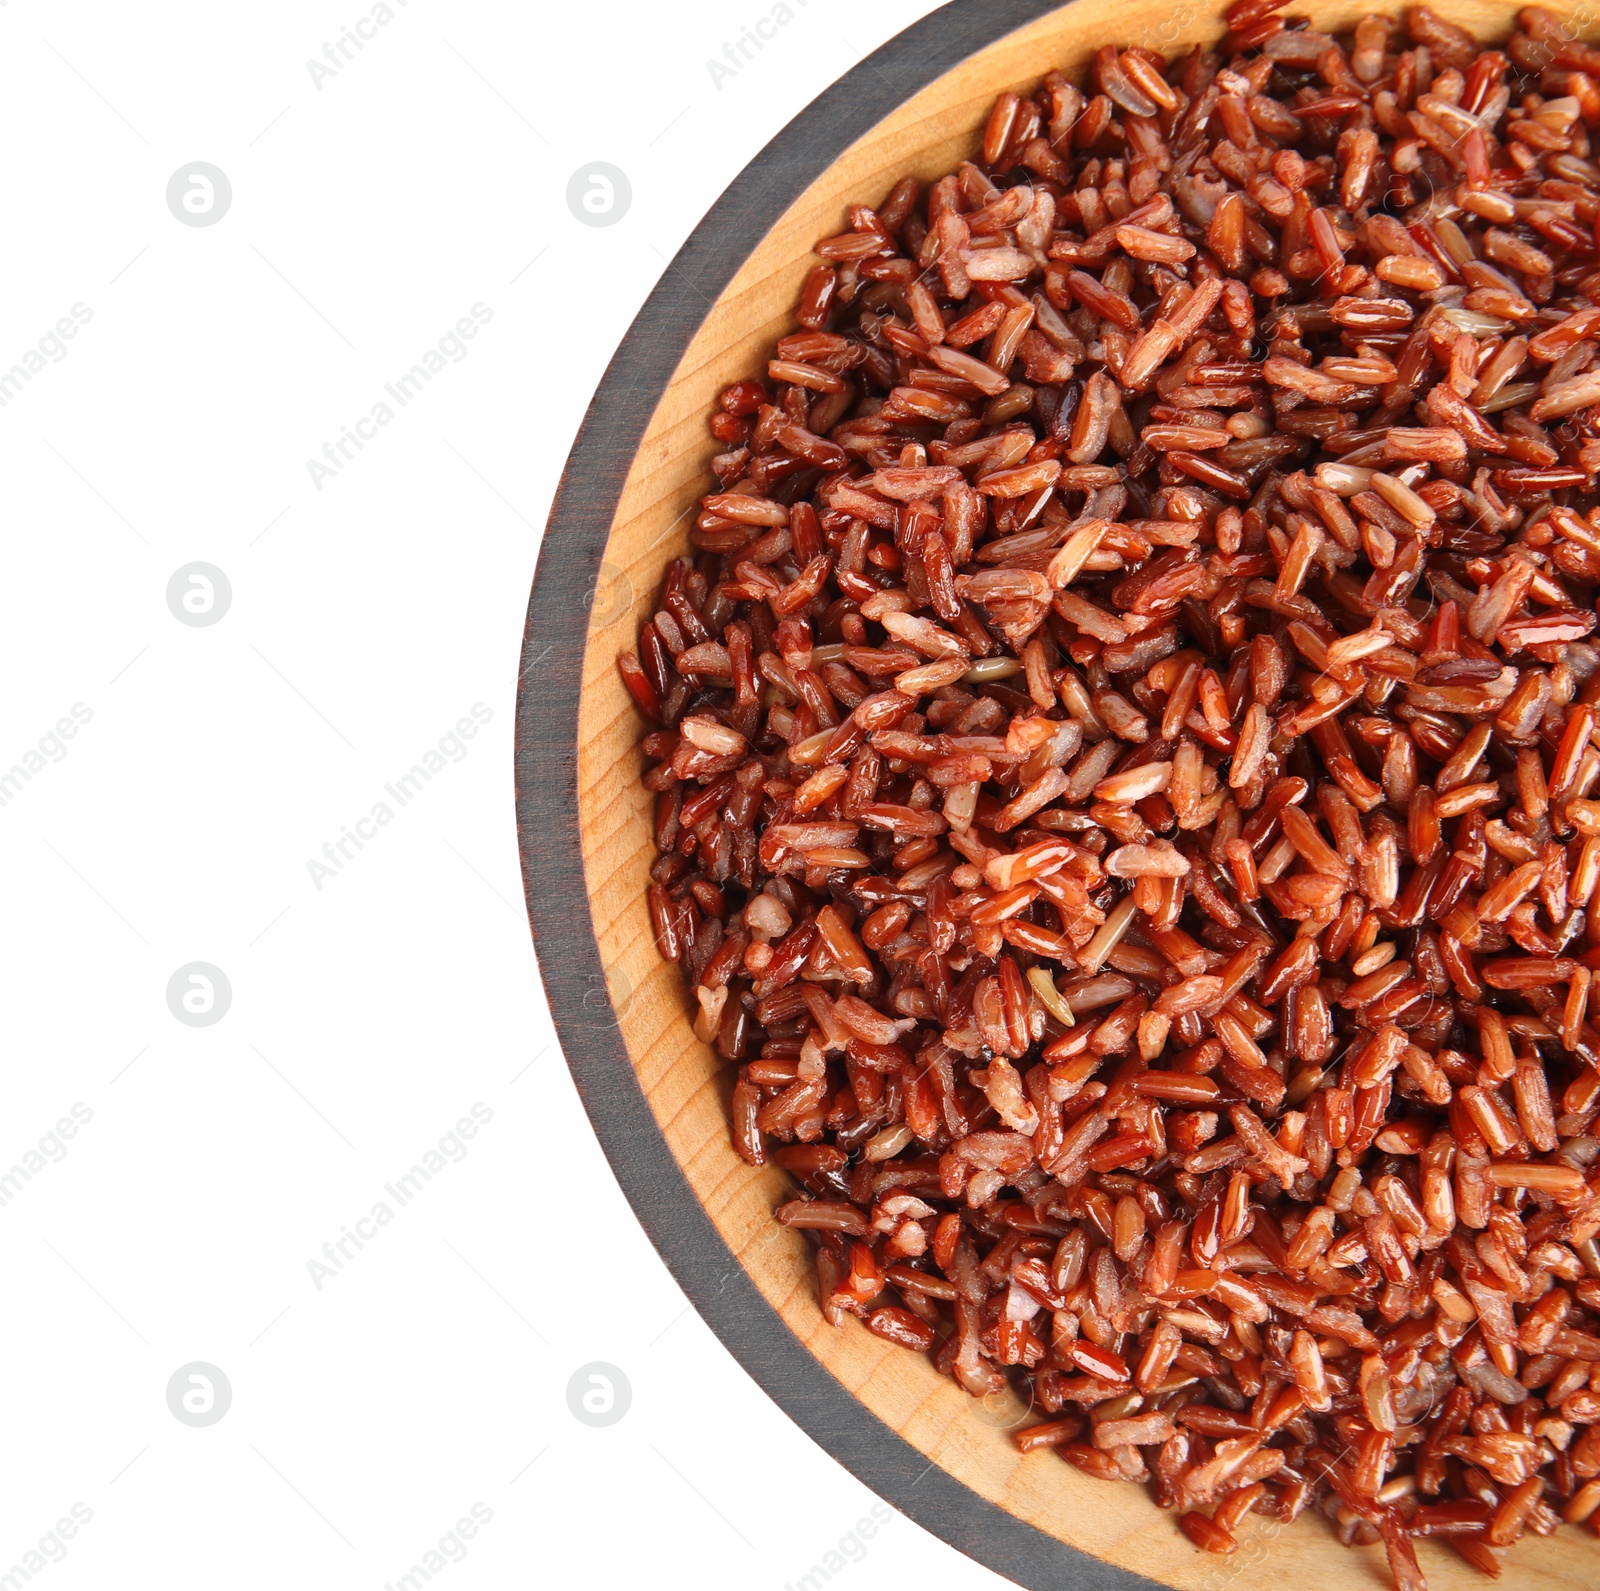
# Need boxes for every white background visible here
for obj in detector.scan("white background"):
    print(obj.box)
[0,1,1020,1587]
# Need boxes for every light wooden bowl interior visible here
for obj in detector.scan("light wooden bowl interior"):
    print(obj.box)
[575,3,1599,1585]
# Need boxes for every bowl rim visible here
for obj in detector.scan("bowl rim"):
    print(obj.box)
[516,4,1162,1585]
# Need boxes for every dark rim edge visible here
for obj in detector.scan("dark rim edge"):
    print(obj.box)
[515,5,1166,1587]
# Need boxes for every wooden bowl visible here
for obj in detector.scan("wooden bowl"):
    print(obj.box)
[516,4,1600,1586]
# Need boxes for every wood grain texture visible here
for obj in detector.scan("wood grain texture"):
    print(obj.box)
[552,3,1600,1587]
